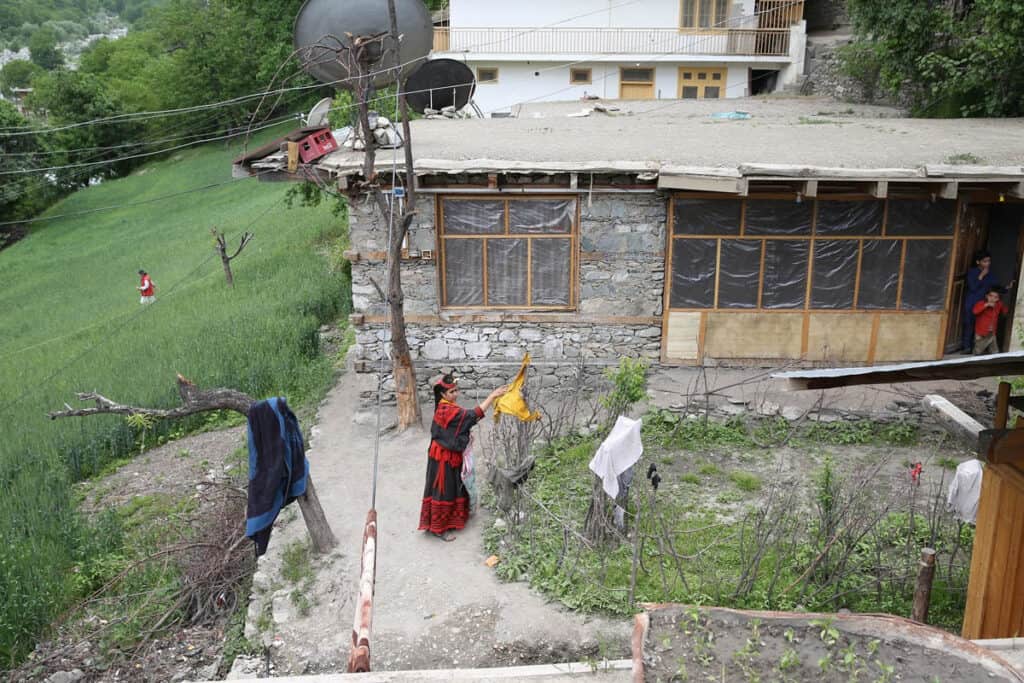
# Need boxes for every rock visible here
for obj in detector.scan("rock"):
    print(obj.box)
[45,671,84,683]
[498,329,517,343]
[637,327,661,338]
[272,591,294,625]
[543,338,564,359]
[422,338,448,360]
[493,518,507,530]
[756,400,780,417]
[519,328,544,342]
[465,341,492,359]
[718,402,746,416]
[780,405,805,421]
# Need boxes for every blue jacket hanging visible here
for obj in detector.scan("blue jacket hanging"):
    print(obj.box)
[246,397,308,556]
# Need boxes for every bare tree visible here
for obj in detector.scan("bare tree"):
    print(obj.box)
[210,227,253,287]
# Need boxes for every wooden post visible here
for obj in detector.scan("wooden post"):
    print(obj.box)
[297,476,338,555]
[911,547,937,623]
[995,381,1011,430]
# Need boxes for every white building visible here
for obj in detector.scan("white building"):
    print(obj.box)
[431,0,807,113]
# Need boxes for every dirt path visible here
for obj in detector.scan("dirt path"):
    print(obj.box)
[234,372,630,678]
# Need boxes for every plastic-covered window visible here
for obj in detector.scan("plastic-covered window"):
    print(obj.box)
[718,239,762,308]
[487,239,527,306]
[745,199,813,236]
[532,239,572,306]
[442,199,504,235]
[811,240,858,309]
[671,238,716,308]
[443,239,484,305]
[816,200,883,237]
[508,199,574,234]
[857,240,901,309]
[901,239,951,310]
[762,240,809,308]
[886,198,955,236]
[673,198,742,235]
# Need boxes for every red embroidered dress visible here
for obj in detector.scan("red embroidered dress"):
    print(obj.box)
[418,399,483,534]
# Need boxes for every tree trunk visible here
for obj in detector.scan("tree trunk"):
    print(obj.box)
[220,249,235,288]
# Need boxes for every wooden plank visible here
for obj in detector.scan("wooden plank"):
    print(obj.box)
[939,181,958,200]
[801,180,818,199]
[703,312,803,359]
[661,200,675,364]
[664,312,702,361]
[867,312,880,365]
[713,239,721,309]
[359,314,662,325]
[286,141,299,173]
[871,180,888,199]
[852,239,863,308]
[657,174,747,194]
[922,394,984,450]
[962,464,1002,638]
[895,239,907,310]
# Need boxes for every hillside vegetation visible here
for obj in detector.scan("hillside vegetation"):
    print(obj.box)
[0,128,350,666]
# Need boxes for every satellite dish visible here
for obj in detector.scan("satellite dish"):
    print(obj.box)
[305,97,333,128]
[293,0,433,89]
[403,58,476,114]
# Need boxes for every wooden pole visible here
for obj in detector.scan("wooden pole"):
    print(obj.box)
[297,477,338,555]
[911,547,937,623]
[995,381,1011,430]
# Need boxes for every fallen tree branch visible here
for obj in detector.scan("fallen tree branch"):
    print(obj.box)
[49,374,253,420]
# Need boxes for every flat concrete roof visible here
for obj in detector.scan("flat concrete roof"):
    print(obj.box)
[244,96,1024,181]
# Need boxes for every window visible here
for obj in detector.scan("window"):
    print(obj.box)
[621,68,654,83]
[668,195,955,312]
[570,68,592,84]
[680,0,729,29]
[678,67,728,99]
[476,67,498,84]
[440,197,576,309]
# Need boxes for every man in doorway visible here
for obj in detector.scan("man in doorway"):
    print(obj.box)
[972,287,1008,356]
[138,269,155,304]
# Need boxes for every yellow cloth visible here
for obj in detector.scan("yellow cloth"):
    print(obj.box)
[494,353,541,422]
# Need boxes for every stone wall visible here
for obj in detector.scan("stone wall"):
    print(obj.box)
[346,191,668,396]
[805,0,848,32]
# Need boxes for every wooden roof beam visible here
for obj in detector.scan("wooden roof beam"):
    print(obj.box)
[800,180,818,198]
[938,180,958,200]
[870,180,888,199]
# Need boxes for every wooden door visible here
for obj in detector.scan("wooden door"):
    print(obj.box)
[945,204,989,353]
[620,68,655,99]
[678,67,727,99]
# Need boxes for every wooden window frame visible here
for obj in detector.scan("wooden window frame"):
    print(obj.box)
[678,0,730,30]
[666,192,955,314]
[476,67,499,84]
[437,195,579,311]
[570,67,593,85]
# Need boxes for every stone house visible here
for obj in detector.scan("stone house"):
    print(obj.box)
[234,98,1024,392]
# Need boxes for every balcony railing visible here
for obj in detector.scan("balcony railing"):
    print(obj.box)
[432,26,793,58]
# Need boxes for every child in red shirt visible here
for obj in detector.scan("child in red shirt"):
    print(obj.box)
[972,287,1008,355]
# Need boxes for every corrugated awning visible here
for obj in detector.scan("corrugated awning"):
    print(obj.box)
[774,351,1024,390]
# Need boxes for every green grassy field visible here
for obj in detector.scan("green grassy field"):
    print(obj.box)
[0,130,350,665]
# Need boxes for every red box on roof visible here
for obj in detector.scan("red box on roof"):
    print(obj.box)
[298,128,338,163]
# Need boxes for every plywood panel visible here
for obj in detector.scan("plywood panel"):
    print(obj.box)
[873,313,944,362]
[704,312,803,359]
[806,313,874,362]
[963,463,1024,639]
[665,312,702,361]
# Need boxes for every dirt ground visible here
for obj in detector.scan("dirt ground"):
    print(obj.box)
[640,605,1023,682]
[21,365,1004,682]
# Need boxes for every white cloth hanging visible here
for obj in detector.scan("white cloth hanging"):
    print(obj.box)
[947,458,983,525]
[589,416,644,499]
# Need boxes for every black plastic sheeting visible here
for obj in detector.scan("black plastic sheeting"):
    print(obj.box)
[886,198,956,236]
[443,199,504,235]
[673,198,742,236]
[443,238,483,305]
[718,239,762,308]
[509,199,574,234]
[671,238,716,308]
[816,200,884,237]
[745,199,813,236]
[811,240,859,309]
[532,239,572,306]
[901,239,952,310]
[487,239,528,305]
[762,240,809,308]
[857,240,901,309]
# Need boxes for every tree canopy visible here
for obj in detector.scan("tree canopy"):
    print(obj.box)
[844,0,1024,117]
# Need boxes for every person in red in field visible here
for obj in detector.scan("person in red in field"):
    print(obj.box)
[419,374,507,541]
[137,269,155,304]
[972,286,1008,355]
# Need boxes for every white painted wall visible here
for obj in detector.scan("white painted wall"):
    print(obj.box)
[467,61,757,111]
